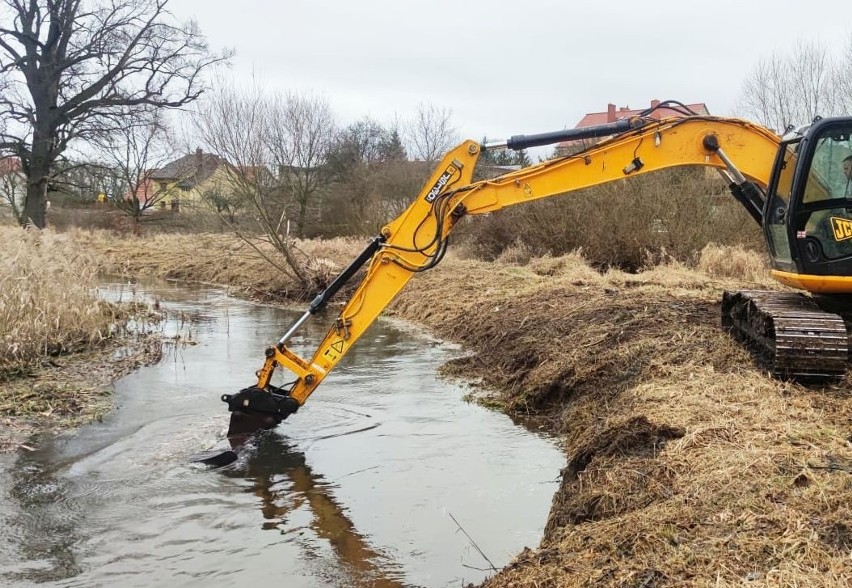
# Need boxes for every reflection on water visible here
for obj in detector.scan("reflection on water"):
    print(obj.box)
[222,433,404,588]
[0,280,564,587]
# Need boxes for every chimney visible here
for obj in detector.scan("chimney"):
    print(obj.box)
[607,103,616,122]
[195,147,203,156]
[651,99,660,109]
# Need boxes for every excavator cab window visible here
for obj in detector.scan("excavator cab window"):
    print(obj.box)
[788,118,852,275]
[764,140,798,270]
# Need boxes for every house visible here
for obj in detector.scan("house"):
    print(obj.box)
[119,171,155,207]
[0,157,26,211]
[555,99,710,157]
[148,148,235,210]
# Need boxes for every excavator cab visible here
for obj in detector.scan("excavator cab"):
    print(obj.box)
[765,117,852,293]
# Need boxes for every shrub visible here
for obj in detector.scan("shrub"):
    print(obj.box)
[455,168,765,270]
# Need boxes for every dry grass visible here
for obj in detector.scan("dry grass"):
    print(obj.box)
[10,229,848,585]
[0,227,126,377]
[73,229,364,300]
[386,249,851,588]
[0,226,163,445]
[697,242,773,284]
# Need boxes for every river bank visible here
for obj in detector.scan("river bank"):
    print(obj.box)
[389,254,851,587]
[0,228,164,451]
[0,335,162,452]
[83,230,850,586]
[5,228,850,586]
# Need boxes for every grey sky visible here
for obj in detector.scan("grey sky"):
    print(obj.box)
[171,0,852,144]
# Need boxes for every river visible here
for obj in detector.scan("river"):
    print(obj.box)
[0,281,564,587]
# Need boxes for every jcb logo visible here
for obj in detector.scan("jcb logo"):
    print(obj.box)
[830,217,852,241]
[424,167,455,203]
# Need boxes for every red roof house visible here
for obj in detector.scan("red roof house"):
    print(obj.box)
[0,157,26,208]
[556,99,710,156]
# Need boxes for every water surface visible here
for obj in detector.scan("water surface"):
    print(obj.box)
[0,282,564,587]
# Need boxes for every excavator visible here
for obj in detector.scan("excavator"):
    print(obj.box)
[204,101,852,461]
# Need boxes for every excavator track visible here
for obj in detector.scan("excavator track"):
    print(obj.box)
[721,290,849,381]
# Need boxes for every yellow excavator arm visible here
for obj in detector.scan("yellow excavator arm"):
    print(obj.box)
[218,113,782,433]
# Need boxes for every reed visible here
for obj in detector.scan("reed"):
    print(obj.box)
[0,227,123,377]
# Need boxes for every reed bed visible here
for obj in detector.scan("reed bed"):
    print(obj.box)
[0,227,124,378]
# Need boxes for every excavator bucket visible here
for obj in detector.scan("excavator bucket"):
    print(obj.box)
[190,412,277,468]
[192,386,300,467]
[226,409,280,438]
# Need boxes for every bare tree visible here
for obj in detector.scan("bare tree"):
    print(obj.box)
[91,107,174,227]
[738,40,849,132]
[832,36,852,115]
[265,91,337,237]
[404,102,459,164]
[200,184,244,224]
[0,0,229,228]
[324,117,419,234]
[193,83,335,290]
[0,156,24,221]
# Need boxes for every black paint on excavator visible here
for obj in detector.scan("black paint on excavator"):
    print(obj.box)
[191,448,239,467]
[193,387,300,467]
[222,386,300,423]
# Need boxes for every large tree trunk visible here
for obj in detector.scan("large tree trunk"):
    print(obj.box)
[21,128,52,229]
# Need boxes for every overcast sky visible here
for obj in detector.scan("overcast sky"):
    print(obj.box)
[170,0,852,146]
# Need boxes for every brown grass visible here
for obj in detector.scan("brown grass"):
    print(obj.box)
[697,242,772,284]
[72,229,365,300]
[0,226,164,446]
[386,253,851,588]
[0,227,127,377]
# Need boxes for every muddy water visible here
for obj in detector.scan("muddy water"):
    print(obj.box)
[0,282,564,588]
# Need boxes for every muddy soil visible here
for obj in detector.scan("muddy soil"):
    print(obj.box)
[1,335,162,452]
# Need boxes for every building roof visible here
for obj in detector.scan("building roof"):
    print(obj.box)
[555,100,710,155]
[149,149,225,187]
[575,100,709,128]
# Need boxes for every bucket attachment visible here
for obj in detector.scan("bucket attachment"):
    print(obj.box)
[192,386,300,467]
[222,386,300,429]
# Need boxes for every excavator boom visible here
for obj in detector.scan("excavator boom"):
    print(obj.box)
[211,106,852,453]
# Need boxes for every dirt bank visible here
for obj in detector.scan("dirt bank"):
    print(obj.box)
[1,334,163,452]
[388,257,852,587]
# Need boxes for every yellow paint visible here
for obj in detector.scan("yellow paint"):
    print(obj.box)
[830,217,852,241]
[770,269,852,294]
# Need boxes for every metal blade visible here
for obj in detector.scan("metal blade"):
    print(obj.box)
[190,448,239,467]
[190,411,279,468]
